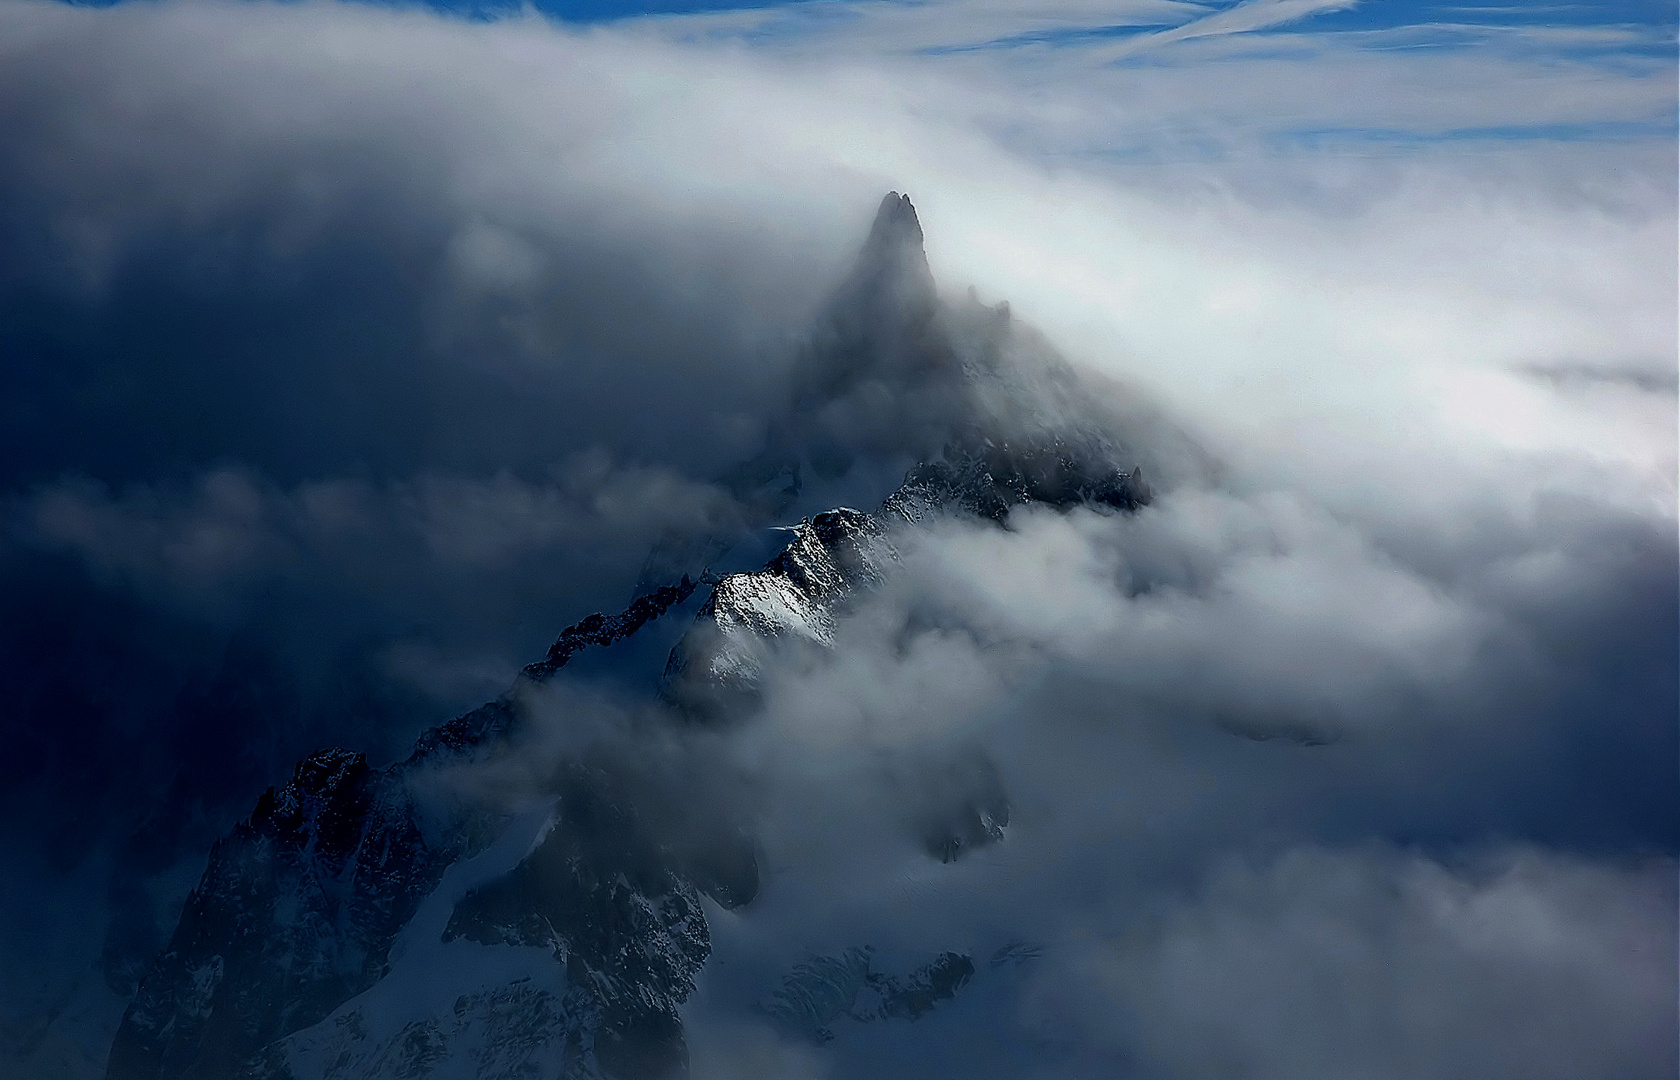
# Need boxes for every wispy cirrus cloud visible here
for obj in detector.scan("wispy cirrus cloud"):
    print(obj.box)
[1093,0,1364,57]
[624,0,1674,156]
[644,0,1206,51]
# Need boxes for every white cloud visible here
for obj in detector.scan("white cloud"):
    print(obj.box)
[1026,845,1677,1079]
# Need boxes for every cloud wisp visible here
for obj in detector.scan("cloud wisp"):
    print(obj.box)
[1095,0,1365,59]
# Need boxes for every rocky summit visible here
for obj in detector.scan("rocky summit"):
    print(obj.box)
[104,193,1154,1080]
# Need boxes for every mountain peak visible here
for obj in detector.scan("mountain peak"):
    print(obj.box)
[866,191,924,255]
[804,190,939,394]
[849,191,933,306]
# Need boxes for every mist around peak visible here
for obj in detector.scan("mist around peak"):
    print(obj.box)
[0,5,1671,1079]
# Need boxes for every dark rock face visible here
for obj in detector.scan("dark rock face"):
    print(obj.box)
[798,192,942,410]
[444,765,715,1080]
[104,586,693,1080]
[105,741,486,1080]
[662,508,889,716]
[523,578,698,682]
[875,952,976,1021]
[762,947,978,1043]
[887,441,1151,525]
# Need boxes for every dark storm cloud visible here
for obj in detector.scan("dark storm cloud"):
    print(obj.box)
[0,10,895,1064]
[0,0,881,849]
[0,3,918,500]
[19,456,737,608]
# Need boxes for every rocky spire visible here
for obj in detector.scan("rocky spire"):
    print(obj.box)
[847,191,936,314]
[833,191,937,332]
[796,192,944,410]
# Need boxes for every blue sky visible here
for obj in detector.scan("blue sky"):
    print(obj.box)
[66,0,1677,53]
[596,0,1676,159]
[50,0,1676,150]
[555,0,1675,148]
[474,0,1680,37]
[420,0,1679,50]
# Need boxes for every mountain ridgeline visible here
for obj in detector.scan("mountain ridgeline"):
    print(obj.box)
[105,194,1157,1080]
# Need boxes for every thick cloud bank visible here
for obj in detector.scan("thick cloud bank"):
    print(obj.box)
[0,1,1672,1077]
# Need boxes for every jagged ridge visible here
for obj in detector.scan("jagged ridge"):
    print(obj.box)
[523,577,697,682]
[105,580,711,1080]
[109,191,1162,1080]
